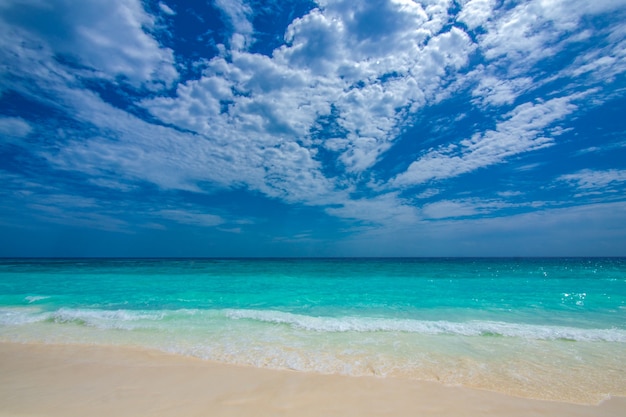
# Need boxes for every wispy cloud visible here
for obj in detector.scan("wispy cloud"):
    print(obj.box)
[558,169,626,196]
[334,201,626,257]
[154,209,224,227]
[325,193,419,226]
[158,2,176,16]
[392,95,582,187]
[0,116,32,140]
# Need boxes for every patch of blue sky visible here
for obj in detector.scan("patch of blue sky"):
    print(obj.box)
[247,0,317,56]
[143,0,229,80]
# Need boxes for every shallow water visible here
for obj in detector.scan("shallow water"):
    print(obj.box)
[1,258,625,403]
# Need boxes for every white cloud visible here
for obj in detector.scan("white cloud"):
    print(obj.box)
[420,200,479,219]
[471,75,533,107]
[457,0,496,30]
[0,117,32,140]
[214,0,254,50]
[143,2,475,178]
[311,0,433,64]
[28,204,131,232]
[478,0,579,68]
[159,2,175,16]
[558,169,626,192]
[88,178,137,192]
[478,0,626,72]
[0,0,178,89]
[2,0,625,235]
[567,34,626,83]
[0,171,230,231]
[41,111,256,193]
[461,0,626,112]
[218,227,242,234]
[536,0,626,26]
[7,188,131,232]
[333,201,626,257]
[154,209,224,227]
[35,193,98,209]
[420,198,521,220]
[497,191,524,198]
[393,94,582,186]
[39,84,337,205]
[414,188,441,199]
[325,192,419,225]
[279,8,345,75]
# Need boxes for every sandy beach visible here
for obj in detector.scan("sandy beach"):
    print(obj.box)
[0,342,624,417]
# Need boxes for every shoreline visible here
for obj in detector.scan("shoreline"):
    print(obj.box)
[1,342,625,417]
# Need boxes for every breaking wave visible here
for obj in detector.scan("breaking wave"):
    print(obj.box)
[2,307,625,343]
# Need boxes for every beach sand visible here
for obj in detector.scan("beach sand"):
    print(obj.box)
[0,342,624,417]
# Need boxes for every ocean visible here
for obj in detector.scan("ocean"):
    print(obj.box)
[0,257,624,403]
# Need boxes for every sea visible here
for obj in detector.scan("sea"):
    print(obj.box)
[1,257,625,403]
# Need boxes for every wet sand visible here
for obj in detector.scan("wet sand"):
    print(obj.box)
[0,342,624,417]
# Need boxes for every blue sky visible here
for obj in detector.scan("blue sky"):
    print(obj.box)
[1,0,625,257]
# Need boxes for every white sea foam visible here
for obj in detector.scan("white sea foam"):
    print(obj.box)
[24,295,50,303]
[0,308,51,326]
[0,307,164,329]
[2,306,625,343]
[49,308,166,330]
[223,309,626,342]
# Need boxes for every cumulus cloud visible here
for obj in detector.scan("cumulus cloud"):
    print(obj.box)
[0,0,178,89]
[40,94,261,193]
[457,0,496,30]
[35,83,336,205]
[214,0,254,50]
[143,0,475,182]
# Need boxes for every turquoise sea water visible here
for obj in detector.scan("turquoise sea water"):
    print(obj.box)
[1,258,625,403]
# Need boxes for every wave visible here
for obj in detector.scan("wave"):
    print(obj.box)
[24,296,51,303]
[0,307,166,330]
[224,309,626,342]
[48,308,167,330]
[1,307,625,343]
[0,307,51,326]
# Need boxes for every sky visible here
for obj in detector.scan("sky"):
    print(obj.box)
[0,0,625,257]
